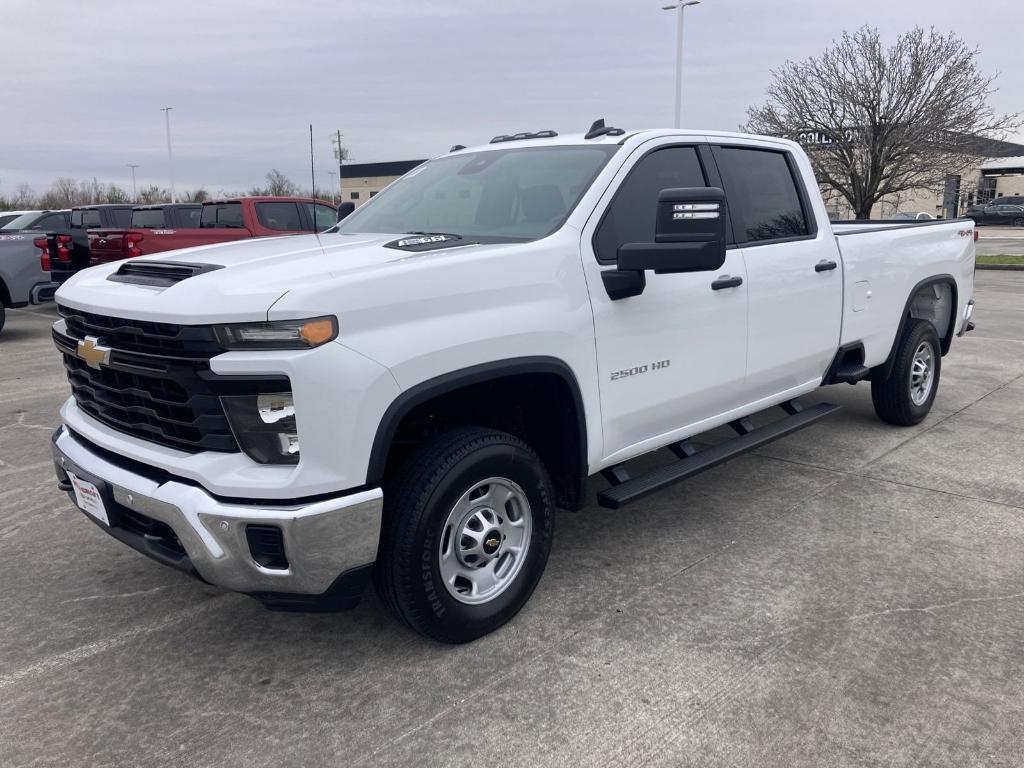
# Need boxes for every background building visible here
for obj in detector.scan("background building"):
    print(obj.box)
[821,136,1024,220]
[339,159,427,206]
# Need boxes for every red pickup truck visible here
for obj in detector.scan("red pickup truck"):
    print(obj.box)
[88,196,339,265]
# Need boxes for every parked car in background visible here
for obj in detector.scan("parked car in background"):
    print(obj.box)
[892,211,934,221]
[37,204,132,285]
[0,209,70,334]
[87,196,337,265]
[0,210,36,228]
[965,204,1024,227]
[1,209,71,233]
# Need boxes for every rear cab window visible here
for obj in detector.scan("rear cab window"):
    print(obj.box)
[712,146,812,244]
[71,209,102,228]
[131,208,165,228]
[176,207,201,227]
[201,202,244,228]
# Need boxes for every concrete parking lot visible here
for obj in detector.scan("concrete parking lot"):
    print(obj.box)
[977,227,1024,258]
[1,271,1022,768]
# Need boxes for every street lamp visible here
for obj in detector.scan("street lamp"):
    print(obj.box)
[126,164,139,201]
[661,0,701,129]
[160,106,175,203]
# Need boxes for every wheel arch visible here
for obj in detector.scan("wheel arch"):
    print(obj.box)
[876,274,958,381]
[367,356,589,511]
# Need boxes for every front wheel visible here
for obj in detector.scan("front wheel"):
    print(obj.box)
[871,318,941,426]
[375,427,555,643]
[1013,217,1024,227]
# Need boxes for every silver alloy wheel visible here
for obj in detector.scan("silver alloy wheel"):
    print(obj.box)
[438,477,533,605]
[909,340,935,406]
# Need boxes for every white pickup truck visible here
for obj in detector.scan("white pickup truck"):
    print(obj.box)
[50,123,976,642]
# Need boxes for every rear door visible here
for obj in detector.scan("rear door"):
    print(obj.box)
[580,140,749,462]
[711,144,842,399]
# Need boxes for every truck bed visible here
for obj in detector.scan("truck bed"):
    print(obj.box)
[832,218,976,367]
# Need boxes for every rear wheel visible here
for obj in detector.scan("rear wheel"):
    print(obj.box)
[871,318,941,426]
[0,302,6,336]
[375,427,555,643]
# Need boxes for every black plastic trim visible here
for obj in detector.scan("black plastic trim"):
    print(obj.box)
[366,357,588,492]
[821,342,866,385]
[247,564,373,612]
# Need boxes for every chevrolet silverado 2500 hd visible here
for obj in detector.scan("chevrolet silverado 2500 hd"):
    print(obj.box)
[50,124,976,642]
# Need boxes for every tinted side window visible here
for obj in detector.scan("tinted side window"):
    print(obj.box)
[715,148,809,243]
[256,202,303,231]
[305,203,337,231]
[175,207,201,227]
[132,208,165,228]
[594,146,706,263]
[32,214,67,230]
[201,202,244,228]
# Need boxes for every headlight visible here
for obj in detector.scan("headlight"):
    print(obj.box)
[221,392,300,465]
[214,316,337,350]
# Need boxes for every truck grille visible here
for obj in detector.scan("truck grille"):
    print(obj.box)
[58,304,224,358]
[54,307,287,454]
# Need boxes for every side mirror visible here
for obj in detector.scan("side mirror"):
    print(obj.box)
[336,202,355,221]
[603,187,727,300]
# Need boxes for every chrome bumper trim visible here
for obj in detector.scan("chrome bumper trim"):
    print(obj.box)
[52,427,382,596]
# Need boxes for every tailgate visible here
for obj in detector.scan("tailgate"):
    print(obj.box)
[89,230,128,264]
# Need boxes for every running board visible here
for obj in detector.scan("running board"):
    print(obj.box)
[597,400,841,510]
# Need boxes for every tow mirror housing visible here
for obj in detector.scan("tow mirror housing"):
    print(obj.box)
[336,202,355,221]
[603,187,728,300]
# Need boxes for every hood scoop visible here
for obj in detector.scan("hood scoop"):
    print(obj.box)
[107,260,224,288]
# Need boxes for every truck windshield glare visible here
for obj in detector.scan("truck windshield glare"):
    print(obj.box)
[335,145,619,243]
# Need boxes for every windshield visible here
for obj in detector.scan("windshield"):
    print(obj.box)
[0,212,40,230]
[335,145,619,242]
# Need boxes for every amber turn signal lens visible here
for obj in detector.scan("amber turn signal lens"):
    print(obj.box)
[300,318,336,346]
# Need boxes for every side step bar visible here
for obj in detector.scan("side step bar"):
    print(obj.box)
[597,400,840,510]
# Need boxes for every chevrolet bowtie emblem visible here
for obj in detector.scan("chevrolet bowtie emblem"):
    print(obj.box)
[77,336,112,369]
[485,538,500,549]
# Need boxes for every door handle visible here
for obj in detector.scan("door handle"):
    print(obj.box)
[711,275,743,290]
[815,259,838,272]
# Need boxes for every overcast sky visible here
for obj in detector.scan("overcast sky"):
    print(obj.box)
[1,0,1021,197]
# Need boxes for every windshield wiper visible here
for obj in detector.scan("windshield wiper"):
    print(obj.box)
[403,231,463,238]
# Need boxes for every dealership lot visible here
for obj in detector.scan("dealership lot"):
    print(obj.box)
[1,271,1022,767]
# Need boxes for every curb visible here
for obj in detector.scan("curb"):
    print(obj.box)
[976,264,1024,271]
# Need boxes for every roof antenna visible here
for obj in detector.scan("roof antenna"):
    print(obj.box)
[585,118,625,140]
[309,124,321,239]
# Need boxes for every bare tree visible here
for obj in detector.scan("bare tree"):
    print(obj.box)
[182,188,210,203]
[744,26,1019,219]
[264,169,297,197]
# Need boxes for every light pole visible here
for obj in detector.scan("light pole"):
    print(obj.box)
[160,106,175,202]
[126,164,139,201]
[661,0,701,128]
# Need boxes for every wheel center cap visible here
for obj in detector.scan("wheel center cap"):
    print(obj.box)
[483,530,501,555]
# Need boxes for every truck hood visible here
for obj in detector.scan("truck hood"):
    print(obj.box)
[53,232,479,323]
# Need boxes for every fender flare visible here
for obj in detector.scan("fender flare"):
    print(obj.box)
[876,274,958,381]
[365,356,589,491]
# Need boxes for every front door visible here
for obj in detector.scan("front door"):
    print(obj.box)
[580,141,748,464]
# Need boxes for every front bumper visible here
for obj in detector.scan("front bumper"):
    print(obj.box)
[51,427,383,611]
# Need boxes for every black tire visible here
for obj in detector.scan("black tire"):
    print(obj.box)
[1013,218,1024,227]
[871,318,941,426]
[0,303,5,336]
[374,427,555,643]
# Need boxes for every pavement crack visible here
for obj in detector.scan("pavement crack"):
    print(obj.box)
[763,591,1024,641]
[59,584,188,604]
